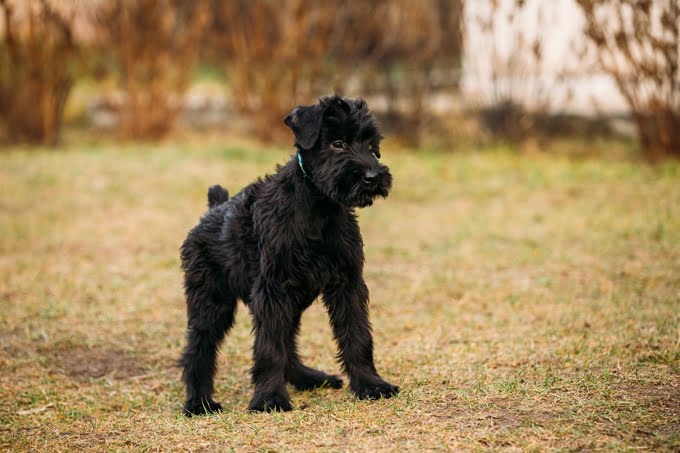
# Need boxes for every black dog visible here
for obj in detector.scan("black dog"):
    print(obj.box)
[179,95,399,415]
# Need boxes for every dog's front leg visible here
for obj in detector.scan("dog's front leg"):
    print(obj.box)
[324,278,400,400]
[248,282,294,412]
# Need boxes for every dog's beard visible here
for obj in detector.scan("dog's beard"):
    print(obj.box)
[339,168,392,209]
[311,155,392,208]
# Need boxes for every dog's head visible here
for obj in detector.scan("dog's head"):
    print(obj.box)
[284,95,392,208]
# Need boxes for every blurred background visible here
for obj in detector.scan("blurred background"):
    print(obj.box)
[2,2,679,449]
[1,0,678,158]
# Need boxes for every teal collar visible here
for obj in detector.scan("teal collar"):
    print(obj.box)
[297,151,311,180]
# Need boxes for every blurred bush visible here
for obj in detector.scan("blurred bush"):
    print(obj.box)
[0,0,79,145]
[94,0,208,139]
[205,0,463,144]
[576,0,679,159]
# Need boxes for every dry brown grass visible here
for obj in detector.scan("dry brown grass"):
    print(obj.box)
[1,142,679,451]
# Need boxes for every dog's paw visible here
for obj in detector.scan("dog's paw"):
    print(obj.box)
[352,379,400,400]
[248,392,293,412]
[183,399,223,417]
[321,374,344,390]
[290,371,344,391]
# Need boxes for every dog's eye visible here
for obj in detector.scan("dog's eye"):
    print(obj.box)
[331,141,344,149]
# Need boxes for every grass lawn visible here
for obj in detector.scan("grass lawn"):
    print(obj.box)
[1,141,678,451]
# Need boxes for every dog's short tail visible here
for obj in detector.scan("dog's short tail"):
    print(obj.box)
[207,185,229,208]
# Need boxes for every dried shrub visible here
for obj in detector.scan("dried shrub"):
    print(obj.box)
[207,0,463,144]
[354,0,464,145]
[207,0,335,142]
[576,0,679,159]
[0,0,78,145]
[94,0,208,140]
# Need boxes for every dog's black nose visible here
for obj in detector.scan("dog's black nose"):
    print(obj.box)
[363,170,378,185]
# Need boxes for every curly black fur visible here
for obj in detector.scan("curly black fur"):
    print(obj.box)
[178,96,399,415]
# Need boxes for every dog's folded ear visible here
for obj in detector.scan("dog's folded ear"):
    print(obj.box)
[284,105,325,150]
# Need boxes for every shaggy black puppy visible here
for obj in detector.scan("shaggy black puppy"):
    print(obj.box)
[179,95,399,415]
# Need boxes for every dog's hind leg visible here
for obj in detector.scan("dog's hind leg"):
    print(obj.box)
[179,264,237,416]
[284,312,344,391]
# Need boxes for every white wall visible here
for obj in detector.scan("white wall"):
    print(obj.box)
[462,0,628,115]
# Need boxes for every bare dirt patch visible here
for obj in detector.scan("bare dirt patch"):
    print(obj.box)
[628,380,680,440]
[40,343,155,381]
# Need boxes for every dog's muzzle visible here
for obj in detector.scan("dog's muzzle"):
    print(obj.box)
[362,170,378,186]
[352,166,390,207]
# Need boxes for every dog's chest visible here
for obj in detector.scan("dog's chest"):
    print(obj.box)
[295,209,336,244]
[290,214,354,285]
